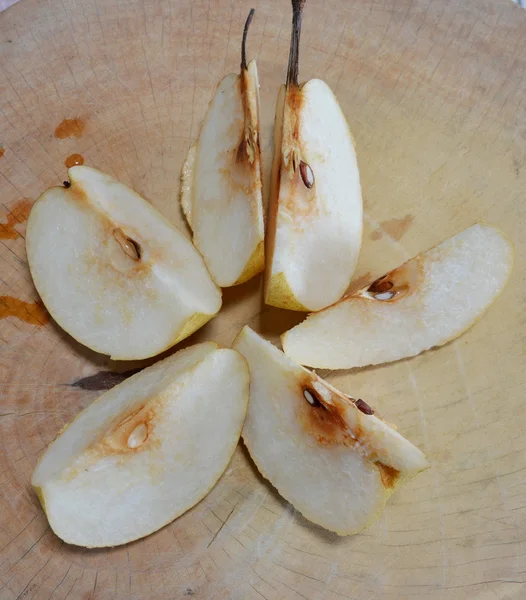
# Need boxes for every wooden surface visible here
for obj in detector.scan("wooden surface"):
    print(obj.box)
[1,0,526,598]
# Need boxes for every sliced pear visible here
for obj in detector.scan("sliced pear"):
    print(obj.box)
[180,143,196,227]
[26,166,221,360]
[264,0,363,311]
[283,224,513,369]
[233,327,428,535]
[181,9,264,287]
[32,342,249,548]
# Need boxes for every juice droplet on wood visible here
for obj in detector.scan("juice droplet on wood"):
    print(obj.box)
[370,215,414,242]
[0,296,49,326]
[54,118,85,139]
[65,153,84,168]
[0,199,33,239]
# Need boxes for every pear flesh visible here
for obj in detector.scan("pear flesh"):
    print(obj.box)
[181,11,264,287]
[264,1,363,311]
[32,342,249,548]
[282,224,513,369]
[26,166,221,360]
[233,327,428,535]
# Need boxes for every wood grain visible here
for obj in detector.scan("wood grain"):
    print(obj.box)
[1,0,525,598]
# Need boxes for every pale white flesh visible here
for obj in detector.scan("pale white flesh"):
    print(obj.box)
[26,166,222,360]
[183,59,264,287]
[32,342,249,548]
[265,79,363,311]
[180,144,195,226]
[282,224,513,369]
[233,327,428,535]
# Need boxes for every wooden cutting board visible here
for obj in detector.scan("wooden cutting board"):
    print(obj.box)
[1,0,525,598]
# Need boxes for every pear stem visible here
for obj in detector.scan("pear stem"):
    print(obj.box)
[286,0,305,88]
[241,9,255,71]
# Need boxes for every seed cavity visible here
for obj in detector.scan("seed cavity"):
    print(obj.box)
[303,387,326,409]
[368,278,393,294]
[355,398,374,415]
[303,389,317,405]
[373,291,395,301]
[113,228,141,261]
[127,423,148,448]
[299,160,314,189]
[312,380,332,403]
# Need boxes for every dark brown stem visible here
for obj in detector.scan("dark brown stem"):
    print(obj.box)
[286,0,305,87]
[241,9,255,71]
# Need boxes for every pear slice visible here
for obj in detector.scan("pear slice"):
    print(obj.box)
[180,143,196,227]
[32,342,249,548]
[181,9,264,287]
[282,224,513,369]
[233,327,428,535]
[264,0,363,312]
[26,166,222,360]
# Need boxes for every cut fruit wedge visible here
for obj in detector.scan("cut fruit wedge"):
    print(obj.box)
[264,0,363,311]
[233,327,428,535]
[181,9,265,287]
[282,224,513,369]
[32,342,249,548]
[26,166,222,360]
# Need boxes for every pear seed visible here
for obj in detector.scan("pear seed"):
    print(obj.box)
[303,388,326,410]
[355,399,374,415]
[374,291,395,301]
[299,160,314,189]
[113,228,141,260]
[368,279,393,294]
[303,389,316,405]
[127,423,148,448]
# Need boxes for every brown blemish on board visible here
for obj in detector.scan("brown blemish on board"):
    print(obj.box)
[370,214,414,241]
[376,462,400,489]
[70,368,142,391]
[0,148,4,159]
[0,296,49,326]
[0,199,33,239]
[54,118,85,139]
[65,153,84,168]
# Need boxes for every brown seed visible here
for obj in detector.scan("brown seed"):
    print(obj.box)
[299,160,314,189]
[355,399,374,415]
[63,180,71,188]
[368,278,393,294]
[113,228,141,260]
